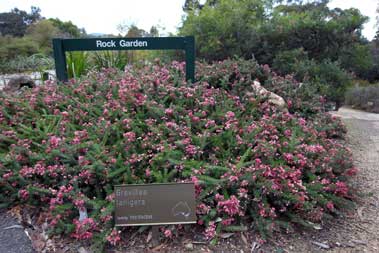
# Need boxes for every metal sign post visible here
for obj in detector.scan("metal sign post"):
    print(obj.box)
[52,36,195,82]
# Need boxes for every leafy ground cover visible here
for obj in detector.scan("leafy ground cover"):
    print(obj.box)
[0,60,356,251]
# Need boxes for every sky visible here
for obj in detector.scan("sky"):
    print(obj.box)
[0,0,378,40]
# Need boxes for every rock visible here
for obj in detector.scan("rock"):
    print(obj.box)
[248,81,288,112]
[78,247,92,253]
[311,241,330,249]
[184,242,194,251]
[367,101,374,107]
[3,75,35,93]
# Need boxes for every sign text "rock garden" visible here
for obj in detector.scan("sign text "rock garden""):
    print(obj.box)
[96,39,148,48]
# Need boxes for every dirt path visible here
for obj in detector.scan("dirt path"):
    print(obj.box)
[278,107,379,252]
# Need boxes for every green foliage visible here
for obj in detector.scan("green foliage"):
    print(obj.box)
[262,2,368,63]
[272,49,352,108]
[339,43,376,81]
[0,6,42,37]
[91,51,129,71]
[0,36,39,60]
[48,18,86,38]
[180,0,267,60]
[345,84,379,113]
[180,0,378,84]
[0,53,53,74]
[0,7,86,74]
[0,60,356,246]
[66,52,90,79]
[181,0,368,62]
[26,20,60,55]
[298,59,352,108]
[272,48,308,76]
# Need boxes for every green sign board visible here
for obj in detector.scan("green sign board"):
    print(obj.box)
[52,36,195,82]
[114,183,197,226]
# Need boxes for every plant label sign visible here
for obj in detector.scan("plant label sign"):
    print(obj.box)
[114,183,197,226]
[52,36,195,82]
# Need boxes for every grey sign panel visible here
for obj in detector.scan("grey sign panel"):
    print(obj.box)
[114,183,197,226]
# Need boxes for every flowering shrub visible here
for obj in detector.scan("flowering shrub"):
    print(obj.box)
[0,60,355,248]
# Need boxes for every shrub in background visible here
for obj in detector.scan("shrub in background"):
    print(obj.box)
[345,84,379,113]
[0,54,53,74]
[0,61,356,250]
[272,51,352,110]
[0,36,39,61]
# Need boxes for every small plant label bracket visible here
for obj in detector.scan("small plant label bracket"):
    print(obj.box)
[52,36,195,82]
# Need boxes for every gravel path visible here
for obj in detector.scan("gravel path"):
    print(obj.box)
[280,107,379,252]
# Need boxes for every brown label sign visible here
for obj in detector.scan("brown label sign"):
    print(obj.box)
[115,183,197,226]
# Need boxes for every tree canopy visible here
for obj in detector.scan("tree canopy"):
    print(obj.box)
[0,6,42,37]
[180,0,368,64]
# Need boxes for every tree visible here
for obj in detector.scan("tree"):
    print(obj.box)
[0,6,41,37]
[149,26,159,37]
[48,18,86,38]
[26,20,60,54]
[259,2,368,63]
[180,0,368,64]
[180,0,267,60]
[125,25,149,37]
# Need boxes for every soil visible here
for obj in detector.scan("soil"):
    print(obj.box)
[1,107,378,252]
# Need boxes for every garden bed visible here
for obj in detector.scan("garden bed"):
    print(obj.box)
[0,60,357,252]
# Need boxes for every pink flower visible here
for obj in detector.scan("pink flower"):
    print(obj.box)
[204,221,216,240]
[73,199,85,210]
[49,136,61,148]
[106,193,115,202]
[164,229,172,238]
[298,118,306,126]
[19,189,29,200]
[217,195,241,216]
[284,129,292,137]
[165,108,174,116]
[61,111,69,117]
[145,169,151,177]
[326,201,334,211]
[284,153,294,163]
[2,171,13,180]
[221,217,234,226]
[345,167,358,176]
[123,131,136,142]
[334,181,348,196]
[71,218,97,240]
[205,120,215,128]
[134,93,146,106]
[185,144,198,156]
[255,158,262,166]
[225,111,235,120]
[106,229,121,246]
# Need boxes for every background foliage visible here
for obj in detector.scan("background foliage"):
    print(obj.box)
[180,0,379,108]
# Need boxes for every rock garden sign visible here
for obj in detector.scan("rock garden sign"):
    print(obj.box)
[52,36,195,82]
[114,183,196,226]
